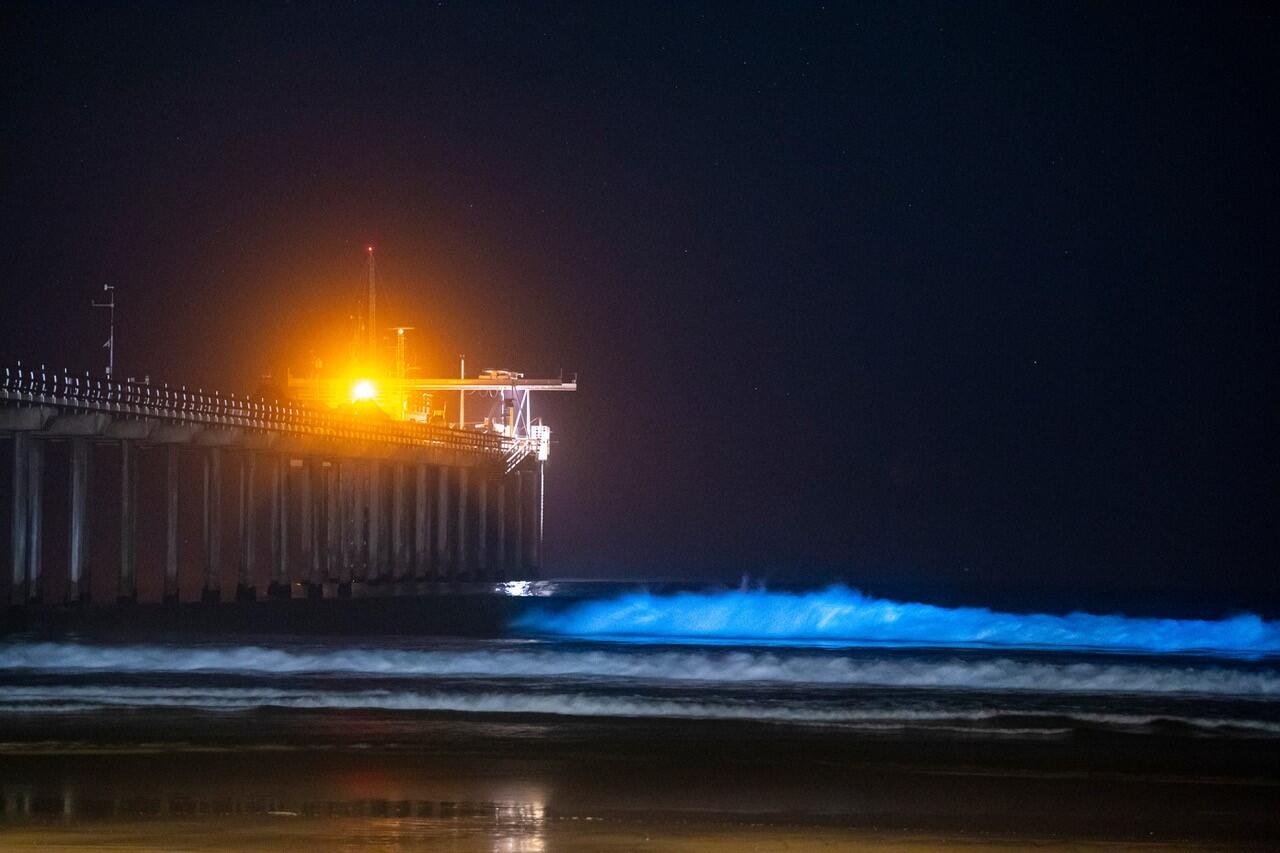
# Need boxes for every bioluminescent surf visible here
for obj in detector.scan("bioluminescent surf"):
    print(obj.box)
[513,586,1280,657]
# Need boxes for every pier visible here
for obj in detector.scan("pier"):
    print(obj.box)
[2,364,575,606]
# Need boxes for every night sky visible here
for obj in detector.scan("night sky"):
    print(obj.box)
[2,3,1277,610]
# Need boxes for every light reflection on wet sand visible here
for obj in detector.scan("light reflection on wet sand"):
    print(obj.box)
[0,818,1248,852]
[0,781,1271,852]
[2,709,1278,850]
[3,787,552,852]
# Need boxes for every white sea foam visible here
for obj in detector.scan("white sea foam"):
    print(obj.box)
[2,642,1278,698]
[1,684,1277,736]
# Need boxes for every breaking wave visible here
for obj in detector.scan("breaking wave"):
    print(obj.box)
[2,641,1278,698]
[514,586,1280,657]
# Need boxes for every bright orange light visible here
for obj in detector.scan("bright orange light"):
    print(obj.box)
[351,379,377,402]
[367,245,374,252]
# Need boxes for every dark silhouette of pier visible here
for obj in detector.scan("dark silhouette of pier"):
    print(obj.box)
[3,365,554,608]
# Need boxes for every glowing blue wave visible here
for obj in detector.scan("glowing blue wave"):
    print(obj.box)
[513,586,1280,657]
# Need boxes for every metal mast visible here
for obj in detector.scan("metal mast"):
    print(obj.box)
[366,246,377,368]
[392,326,414,417]
[92,284,116,378]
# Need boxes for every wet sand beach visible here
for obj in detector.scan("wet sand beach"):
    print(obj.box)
[0,819,1264,852]
[2,710,1278,850]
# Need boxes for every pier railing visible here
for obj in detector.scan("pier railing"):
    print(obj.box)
[1,366,505,458]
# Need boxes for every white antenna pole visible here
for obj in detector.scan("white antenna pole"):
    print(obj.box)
[92,284,116,378]
[459,353,466,428]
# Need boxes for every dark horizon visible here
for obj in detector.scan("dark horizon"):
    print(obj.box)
[3,2,1277,611]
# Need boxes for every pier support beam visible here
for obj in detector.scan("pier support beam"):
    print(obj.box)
[353,462,367,582]
[119,440,138,602]
[522,466,538,577]
[392,462,407,581]
[200,447,221,603]
[25,438,43,604]
[477,476,488,581]
[305,458,321,597]
[9,433,29,605]
[413,463,428,581]
[337,461,353,595]
[268,456,289,599]
[163,445,179,603]
[368,461,382,583]
[496,479,506,581]
[236,453,256,601]
[325,461,339,585]
[457,467,469,579]
[435,466,450,578]
[299,458,314,593]
[533,462,544,575]
[68,438,90,604]
[513,471,524,578]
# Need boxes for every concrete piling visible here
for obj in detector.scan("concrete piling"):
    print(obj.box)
[25,438,43,604]
[477,476,488,580]
[496,479,506,581]
[413,463,429,581]
[200,447,221,603]
[352,462,367,582]
[325,461,340,585]
[9,433,29,605]
[392,462,407,581]
[513,471,524,577]
[337,461,353,596]
[457,466,469,579]
[236,452,256,601]
[368,461,382,582]
[435,466,450,579]
[268,455,289,599]
[306,458,322,597]
[119,440,137,603]
[164,444,179,603]
[69,438,90,604]
[299,457,313,591]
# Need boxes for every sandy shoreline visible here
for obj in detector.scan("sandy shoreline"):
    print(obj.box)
[0,817,1263,852]
[2,710,1278,849]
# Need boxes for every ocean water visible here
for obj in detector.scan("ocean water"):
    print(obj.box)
[1,586,1278,741]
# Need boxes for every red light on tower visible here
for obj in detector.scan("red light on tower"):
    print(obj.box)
[367,245,374,252]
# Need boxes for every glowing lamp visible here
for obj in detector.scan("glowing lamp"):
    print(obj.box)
[351,379,377,402]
